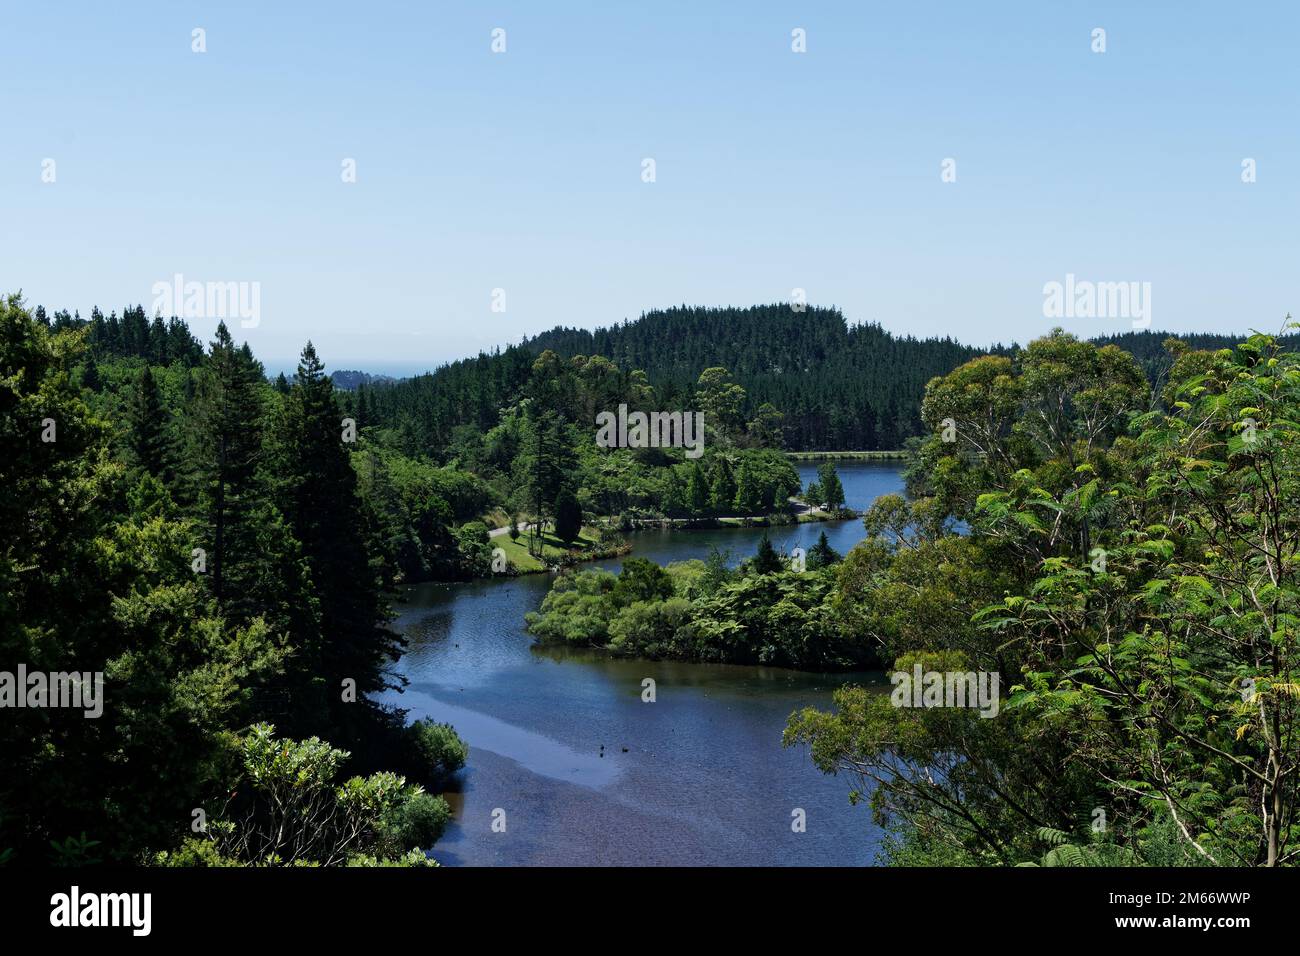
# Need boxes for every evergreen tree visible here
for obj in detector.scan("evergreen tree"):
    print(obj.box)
[126,366,171,478]
[0,295,284,862]
[356,382,370,426]
[553,487,582,543]
[733,461,762,514]
[752,534,784,575]
[662,468,687,517]
[517,404,571,554]
[188,321,295,629]
[817,462,846,511]
[804,479,823,507]
[80,355,101,392]
[685,461,710,514]
[148,315,168,363]
[806,530,841,569]
[710,458,736,511]
[273,342,402,740]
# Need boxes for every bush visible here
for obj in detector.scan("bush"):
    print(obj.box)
[611,558,674,605]
[405,718,468,784]
[608,598,696,658]
[453,521,493,577]
[376,790,452,854]
[162,724,445,867]
[524,569,618,645]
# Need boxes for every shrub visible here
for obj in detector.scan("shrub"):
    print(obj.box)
[405,718,468,784]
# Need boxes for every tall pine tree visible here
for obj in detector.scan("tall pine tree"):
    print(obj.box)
[126,365,171,479]
[272,342,402,743]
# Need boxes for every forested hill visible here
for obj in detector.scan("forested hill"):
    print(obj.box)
[523,305,996,449]
[330,369,395,390]
[57,300,1292,453]
[361,304,1288,454]
[363,305,1008,452]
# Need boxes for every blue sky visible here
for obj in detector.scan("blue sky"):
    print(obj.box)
[3,1,1296,374]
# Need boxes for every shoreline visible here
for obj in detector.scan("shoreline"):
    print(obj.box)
[786,449,908,461]
[498,507,858,576]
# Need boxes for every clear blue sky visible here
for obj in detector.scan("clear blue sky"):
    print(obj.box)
[3,1,1296,374]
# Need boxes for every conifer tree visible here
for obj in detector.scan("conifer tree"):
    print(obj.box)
[0,296,284,862]
[817,462,846,511]
[553,487,582,543]
[518,404,571,554]
[733,461,762,514]
[126,365,171,478]
[273,342,401,739]
[710,458,736,511]
[806,530,841,569]
[686,461,710,514]
[190,322,270,613]
[752,534,784,575]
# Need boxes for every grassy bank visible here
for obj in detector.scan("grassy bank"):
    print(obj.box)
[708,509,857,527]
[493,525,630,573]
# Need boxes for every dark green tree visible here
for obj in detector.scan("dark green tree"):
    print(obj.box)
[0,296,284,863]
[710,458,737,511]
[553,487,582,543]
[273,342,403,741]
[817,462,846,511]
[190,322,270,612]
[806,530,841,569]
[752,534,784,575]
[733,461,762,514]
[126,365,171,479]
[612,557,674,605]
[685,461,710,514]
[517,404,572,555]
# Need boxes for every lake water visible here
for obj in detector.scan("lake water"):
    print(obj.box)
[377,460,904,865]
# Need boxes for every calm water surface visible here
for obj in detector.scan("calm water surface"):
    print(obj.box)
[377,461,903,865]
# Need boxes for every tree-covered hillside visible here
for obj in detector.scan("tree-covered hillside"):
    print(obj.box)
[359,304,1297,455]
[363,305,998,452]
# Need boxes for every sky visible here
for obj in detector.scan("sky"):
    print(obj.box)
[2,1,1297,375]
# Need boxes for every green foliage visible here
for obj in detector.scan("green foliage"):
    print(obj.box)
[553,487,582,543]
[816,462,846,511]
[1,295,455,867]
[806,530,841,570]
[786,324,1300,868]
[404,719,468,786]
[751,535,785,575]
[1016,828,1137,868]
[453,521,494,577]
[612,558,674,605]
[367,304,1007,451]
[157,724,446,867]
[126,365,173,480]
[524,569,619,646]
[527,551,863,668]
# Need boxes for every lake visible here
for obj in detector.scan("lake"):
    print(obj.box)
[377,460,904,865]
